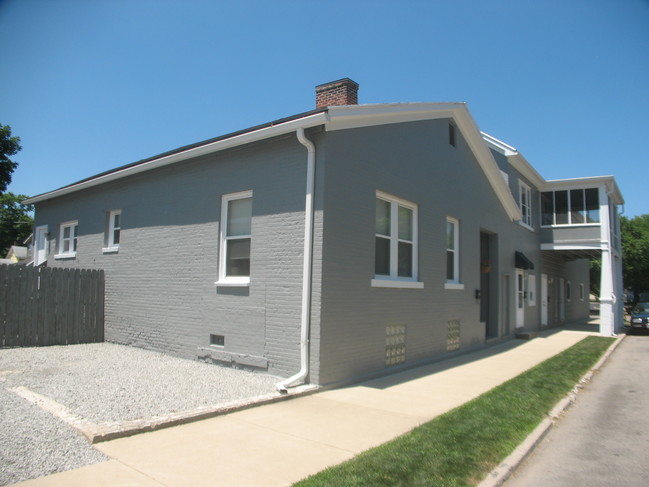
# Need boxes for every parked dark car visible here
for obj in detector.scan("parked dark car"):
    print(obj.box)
[629,303,649,333]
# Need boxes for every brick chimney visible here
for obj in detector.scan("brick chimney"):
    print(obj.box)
[315,78,359,109]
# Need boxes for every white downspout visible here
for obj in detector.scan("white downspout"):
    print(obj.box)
[276,127,315,392]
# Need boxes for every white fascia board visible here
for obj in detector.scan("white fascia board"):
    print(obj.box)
[541,243,604,251]
[454,108,522,221]
[481,132,518,156]
[25,112,328,205]
[543,176,622,204]
[481,132,546,188]
[325,102,464,132]
[543,175,624,205]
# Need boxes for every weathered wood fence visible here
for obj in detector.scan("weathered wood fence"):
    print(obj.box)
[0,265,105,347]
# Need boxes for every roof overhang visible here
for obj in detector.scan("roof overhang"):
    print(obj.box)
[543,176,624,206]
[482,132,546,188]
[24,103,523,221]
[25,112,328,205]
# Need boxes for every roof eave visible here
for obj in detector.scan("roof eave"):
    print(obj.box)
[25,111,329,205]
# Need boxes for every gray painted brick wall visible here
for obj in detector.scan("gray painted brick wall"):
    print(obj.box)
[34,134,316,378]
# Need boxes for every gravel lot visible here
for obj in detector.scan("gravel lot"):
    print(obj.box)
[0,342,283,486]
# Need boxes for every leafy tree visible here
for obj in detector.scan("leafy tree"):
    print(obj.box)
[0,193,33,256]
[621,214,649,302]
[0,124,22,194]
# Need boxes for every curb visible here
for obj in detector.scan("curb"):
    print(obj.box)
[478,333,626,487]
[86,384,319,443]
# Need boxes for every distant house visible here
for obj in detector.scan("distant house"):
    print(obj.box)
[0,245,29,265]
[25,78,624,389]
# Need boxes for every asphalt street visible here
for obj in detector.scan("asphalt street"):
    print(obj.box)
[504,334,649,487]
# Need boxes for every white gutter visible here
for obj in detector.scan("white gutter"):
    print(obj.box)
[276,127,315,393]
[25,113,327,205]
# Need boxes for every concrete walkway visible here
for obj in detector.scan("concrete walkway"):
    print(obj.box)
[13,326,602,487]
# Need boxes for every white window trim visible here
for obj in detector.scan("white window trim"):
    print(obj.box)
[540,188,601,228]
[216,190,252,287]
[446,216,461,287]
[103,209,121,253]
[34,225,48,266]
[55,220,78,259]
[518,181,533,231]
[372,190,421,288]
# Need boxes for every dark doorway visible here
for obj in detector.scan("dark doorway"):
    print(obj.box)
[481,231,499,338]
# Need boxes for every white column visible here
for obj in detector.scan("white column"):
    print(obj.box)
[598,186,615,336]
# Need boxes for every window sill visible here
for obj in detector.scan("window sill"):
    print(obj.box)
[215,278,250,288]
[371,278,424,289]
[444,282,465,290]
[540,223,600,228]
[102,246,119,254]
[54,253,76,260]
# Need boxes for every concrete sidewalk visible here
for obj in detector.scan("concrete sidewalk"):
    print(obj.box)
[13,327,602,487]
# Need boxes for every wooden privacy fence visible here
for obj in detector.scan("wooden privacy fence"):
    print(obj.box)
[0,265,105,347]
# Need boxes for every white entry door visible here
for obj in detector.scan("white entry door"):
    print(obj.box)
[34,225,48,266]
[515,269,525,328]
[541,274,548,326]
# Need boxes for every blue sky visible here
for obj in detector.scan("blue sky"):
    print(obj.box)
[1,0,647,217]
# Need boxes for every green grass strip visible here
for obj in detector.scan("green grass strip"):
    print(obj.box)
[294,336,614,487]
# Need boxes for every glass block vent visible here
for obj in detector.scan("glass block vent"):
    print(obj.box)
[386,324,406,366]
[447,320,461,352]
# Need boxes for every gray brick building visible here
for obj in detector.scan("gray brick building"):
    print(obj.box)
[26,79,624,389]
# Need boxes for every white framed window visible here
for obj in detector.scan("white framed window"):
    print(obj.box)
[217,191,252,286]
[527,274,537,306]
[55,221,78,259]
[541,188,599,226]
[103,210,121,253]
[519,181,532,229]
[372,191,422,289]
[445,217,462,289]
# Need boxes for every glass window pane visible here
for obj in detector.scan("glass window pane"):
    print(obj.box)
[375,236,390,275]
[541,192,554,225]
[585,188,599,223]
[447,250,454,280]
[227,197,252,237]
[398,241,412,277]
[114,213,120,229]
[226,238,250,276]
[398,206,412,240]
[113,229,120,245]
[555,191,568,224]
[570,189,585,224]
[375,198,391,236]
[446,221,455,250]
[63,227,70,239]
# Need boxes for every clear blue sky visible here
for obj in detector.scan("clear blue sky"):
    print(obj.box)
[1,0,647,217]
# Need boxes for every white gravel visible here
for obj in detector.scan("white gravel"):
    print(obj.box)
[0,342,283,486]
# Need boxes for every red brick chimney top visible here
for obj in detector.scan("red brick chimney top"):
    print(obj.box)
[315,78,359,109]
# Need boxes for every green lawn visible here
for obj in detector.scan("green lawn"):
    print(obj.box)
[294,336,615,487]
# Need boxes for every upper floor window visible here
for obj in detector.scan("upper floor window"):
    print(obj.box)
[541,188,599,226]
[218,191,252,286]
[103,210,121,252]
[373,191,421,288]
[56,221,78,258]
[449,123,456,147]
[519,181,532,228]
